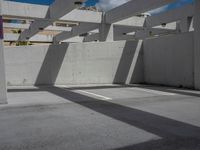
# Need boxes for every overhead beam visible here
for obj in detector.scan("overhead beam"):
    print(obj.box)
[2,1,102,23]
[105,0,177,24]
[3,23,72,31]
[146,4,194,27]
[19,0,87,41]
[54,23,99,42]
[2,1,48,19]
[113,25,177,41]
[4,33,84,43]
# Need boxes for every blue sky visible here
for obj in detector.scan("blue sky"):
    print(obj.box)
[6,0,194,13]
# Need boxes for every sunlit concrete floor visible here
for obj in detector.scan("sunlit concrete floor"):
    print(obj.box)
[0,84,200,150]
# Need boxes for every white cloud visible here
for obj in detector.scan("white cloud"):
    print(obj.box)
[148,6,168,15]
[96,0,130,12]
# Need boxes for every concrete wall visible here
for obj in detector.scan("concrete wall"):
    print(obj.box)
[143,32,194,88]
[194,0,200,90]
[4,41,143,86]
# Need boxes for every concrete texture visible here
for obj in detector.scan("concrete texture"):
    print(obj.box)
[4,41,143,86]
[143,32,194,88]
[194,1,200,90]
[0,1,7,104]
[0,85,200,149]
[0,40,7,104]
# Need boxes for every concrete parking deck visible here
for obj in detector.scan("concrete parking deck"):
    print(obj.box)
[0,84,200,150]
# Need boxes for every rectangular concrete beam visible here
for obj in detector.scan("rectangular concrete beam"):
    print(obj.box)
[105,0,176,24]
[113,25,177,40]
[19,20,52,41]
[146,4,194,27]
[194,0,200,90]
[2,1,102,23]
[19,0,87,41]
[4,33,84,43]
[54,23,99,42]
[3,23,72,31]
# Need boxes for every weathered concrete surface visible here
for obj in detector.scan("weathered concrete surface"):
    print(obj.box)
[4,41,143,86]
[0,41,7,104]
[0,85,200,149]
[0,1,7,104]
[143,32,194,88]
[194,0,200,90]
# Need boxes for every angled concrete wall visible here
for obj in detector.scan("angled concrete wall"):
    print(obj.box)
[4,41,143,86]
[143,32,194,88]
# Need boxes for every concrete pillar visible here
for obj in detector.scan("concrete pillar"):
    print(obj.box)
[0,0,7,104]
[99,23,114,42]
[176,17,193,33]
[99,13,114,42]
[194,0,200,89]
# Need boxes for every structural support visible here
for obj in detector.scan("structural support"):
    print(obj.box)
[0,0,7,104]
[194,0,200,89]
[99,23,114,42]
[54,23,99,42]
[99,13,114,42]
[19,0,87,41]
[113,25,177,41]
[105,0,176,24]
[145,4,194,28]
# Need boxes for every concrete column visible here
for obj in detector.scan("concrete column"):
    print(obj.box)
[176,17,192,33]
[194,0,200,89]
[99,13,114,42]
[0,0,7,104]
[99,23,114,42]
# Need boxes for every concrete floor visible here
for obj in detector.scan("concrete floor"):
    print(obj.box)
[0,84,200,150]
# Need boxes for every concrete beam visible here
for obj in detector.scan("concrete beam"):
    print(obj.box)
[113,25,177,40]
[2,1,102,23]
[84,33,99,42]
[0,0,7,104]
[19,20,52,41]
[19,0,87,41]
[194,0,200,89]
[176,17,193,33]
[146,4,194,27]
[105,0,176,24]
[4,33,84,43]
[3,23,72,31]
[2,1,48,19]
[54,23,99,42]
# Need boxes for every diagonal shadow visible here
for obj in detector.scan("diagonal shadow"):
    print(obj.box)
[34,43,69,86]
[37,86,200,139]
[113,40,143,84]
[114,137,200,150]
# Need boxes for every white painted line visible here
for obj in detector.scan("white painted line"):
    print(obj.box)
[76,90,112,100]
[133,88,176,96]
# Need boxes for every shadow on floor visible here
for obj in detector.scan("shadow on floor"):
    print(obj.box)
[41,86,200,138]
[114,137,200,150]
[6,86,200,149]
